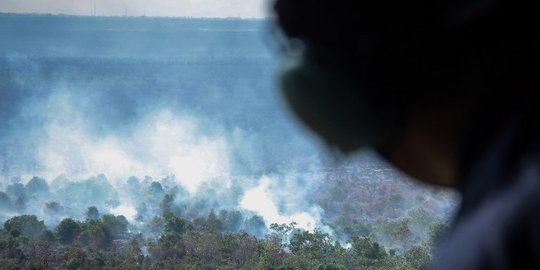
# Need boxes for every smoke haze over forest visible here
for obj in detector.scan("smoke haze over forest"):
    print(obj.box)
[0,14,341,229]
[0,14,457,269]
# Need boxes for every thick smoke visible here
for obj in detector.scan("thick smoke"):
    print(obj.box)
[0,14,456,243]
[0,14,339,233]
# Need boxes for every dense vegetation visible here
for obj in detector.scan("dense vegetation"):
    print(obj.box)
[0,174,450,270]
[0,211,445,270]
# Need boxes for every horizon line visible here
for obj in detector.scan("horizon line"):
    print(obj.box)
[0,11,270,20]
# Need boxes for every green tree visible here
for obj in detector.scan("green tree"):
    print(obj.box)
[270,222,297,235]
[316,263,346,270]
[86,250,106,269]
[56,218,81,245]
[192,215,206,230]
[219,209,243,232]
[121,238,144,269]
[86,206,100,220]
[289,229,334,260]
[350,236,387,260]
[160,193,175,215]
[40,230,55,242]
[244,215,266,236]
[204,209,222,232]
[256,233,284,269]
[101,214,129,240]
[25,177,49,196]
[146,216,165,235]
[4,215,46,241]
[64,254,85,270]
[79,220,111,249]
[163,212,192,235]
[404,245,430,270]
[44,201,63,214]
[149,181,164,195]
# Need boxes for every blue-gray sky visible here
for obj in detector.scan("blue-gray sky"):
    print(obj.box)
[0,0,269,18]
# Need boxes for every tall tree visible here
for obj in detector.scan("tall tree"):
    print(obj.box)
[56,218,81,245]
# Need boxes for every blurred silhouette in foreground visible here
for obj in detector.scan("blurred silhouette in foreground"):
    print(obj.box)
[273,0,540,269]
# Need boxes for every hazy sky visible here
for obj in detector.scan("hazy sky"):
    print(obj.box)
[0,0,270,18]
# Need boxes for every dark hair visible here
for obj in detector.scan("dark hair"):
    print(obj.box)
[275,0,538,103]
[274,0,539,151]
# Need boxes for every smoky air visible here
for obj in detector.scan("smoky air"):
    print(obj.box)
[0,13,456,269]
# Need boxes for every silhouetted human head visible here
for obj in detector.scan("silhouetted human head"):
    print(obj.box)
[273,0,539,186]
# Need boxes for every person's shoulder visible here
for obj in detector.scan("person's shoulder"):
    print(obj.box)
[433,152,540,269]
